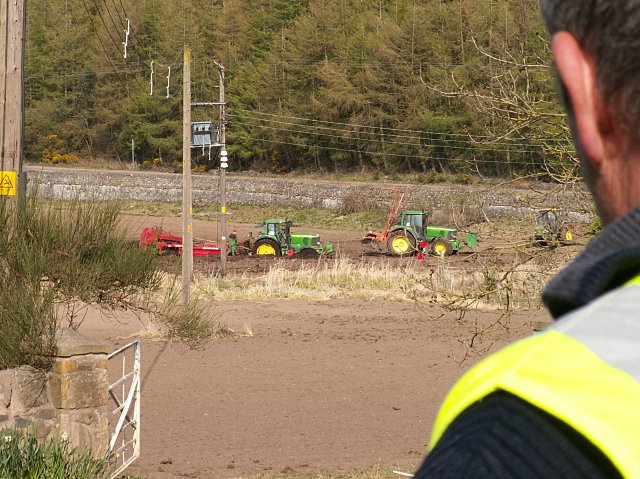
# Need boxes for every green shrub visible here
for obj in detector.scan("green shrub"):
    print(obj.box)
[0,429,108,479]
[0,193,214,369]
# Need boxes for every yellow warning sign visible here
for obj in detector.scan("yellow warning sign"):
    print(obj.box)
[0,171,16,196]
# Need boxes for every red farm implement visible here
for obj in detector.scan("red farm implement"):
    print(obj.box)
[361,189,406,249]
[140,226,225,257]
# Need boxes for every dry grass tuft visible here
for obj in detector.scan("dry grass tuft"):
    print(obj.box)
[195,257,427,302]
[195,251,565,313]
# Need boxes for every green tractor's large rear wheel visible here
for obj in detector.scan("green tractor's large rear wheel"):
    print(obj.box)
[387,230,416,257]
[252,238,281,257]
[559,228,574,244]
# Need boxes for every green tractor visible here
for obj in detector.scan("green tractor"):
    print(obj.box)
[252,219,334,257]
[362,210,477,257]
[534,210,575,246]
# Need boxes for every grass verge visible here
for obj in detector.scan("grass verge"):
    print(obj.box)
[194,255,552,311]
[118,201,387,232]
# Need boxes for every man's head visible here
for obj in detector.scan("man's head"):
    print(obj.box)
[540,0,640,224]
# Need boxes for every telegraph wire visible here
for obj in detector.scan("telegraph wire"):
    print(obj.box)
[232,109,568,144]
[233,119,552,157]
[104,0,125,35]
[230,111,548,150]
[229,111,572,150]
[105,0,153,69]
[231,118,550,157]
[91,0,126,60]
[25,66,148,79]
[87,0,156,96]
[112,0,159,68]
[81,0,140,101]
[245,136,550,167]
[103,0,133,64]
[276,60,500,68]
[108,0,128,30]
[92,0,144,91]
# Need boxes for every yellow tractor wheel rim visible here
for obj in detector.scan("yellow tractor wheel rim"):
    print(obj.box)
[565,231,573,241]
[434,242,447,256]
[392,236,410,253]
[256,243,277,255]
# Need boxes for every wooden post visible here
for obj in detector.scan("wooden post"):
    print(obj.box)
[182,47,193,307]
[0,0,26,202]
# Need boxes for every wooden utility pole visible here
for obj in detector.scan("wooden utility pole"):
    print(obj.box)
[216,62,227,277]
[0,0,26,200]
[182,47,193,307]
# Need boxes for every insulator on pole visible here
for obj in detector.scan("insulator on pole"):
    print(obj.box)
[150,61,154,96]
[122,18,130,59]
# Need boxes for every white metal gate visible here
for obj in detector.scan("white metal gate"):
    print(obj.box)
[107,340,141,478]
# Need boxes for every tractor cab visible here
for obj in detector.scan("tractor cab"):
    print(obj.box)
[537,210,558,234]
[380,210,432,257]
[534,209,574,245]
[263,219,291,248]
[399,211,430,242]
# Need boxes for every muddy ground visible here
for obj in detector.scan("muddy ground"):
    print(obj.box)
[78,213,576,478]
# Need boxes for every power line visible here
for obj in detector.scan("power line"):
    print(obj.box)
[26,66,148,79]
[231,116,548,156]
[81,0,138,101]
[245,136,550,167]
[232,109,569,144]
[87,0,155,96]
[229,111,571,149]
[111,0,158,67]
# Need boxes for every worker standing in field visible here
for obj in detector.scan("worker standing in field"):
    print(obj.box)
[244,231,254,250]
[229,230,238,256]
[414,2,640,478]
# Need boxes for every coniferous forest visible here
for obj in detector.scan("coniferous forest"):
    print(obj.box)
[25,0,574,179]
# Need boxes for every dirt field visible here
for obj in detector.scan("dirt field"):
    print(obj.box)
[78,213,566,479]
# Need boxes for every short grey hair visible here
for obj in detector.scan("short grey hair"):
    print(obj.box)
[540,0,640,130]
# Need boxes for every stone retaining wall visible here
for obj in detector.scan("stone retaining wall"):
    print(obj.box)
[25,166,592,221]
[0,329,111,457]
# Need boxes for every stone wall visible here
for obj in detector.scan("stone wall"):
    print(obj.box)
[25,166,592,221]
[0,329,111,457]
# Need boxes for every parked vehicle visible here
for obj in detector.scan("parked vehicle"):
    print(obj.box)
[361,191,477,256]
[252,219,334,257]
[534,210,574,246]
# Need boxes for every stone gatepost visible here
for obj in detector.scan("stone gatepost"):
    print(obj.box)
[0,329,111,458]
[48,328,112,457]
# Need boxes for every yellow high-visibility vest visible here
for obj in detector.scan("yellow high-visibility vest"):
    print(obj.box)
[430,274,640,479]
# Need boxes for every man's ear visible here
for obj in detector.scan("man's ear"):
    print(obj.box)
[552,32,609,167]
